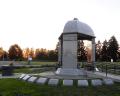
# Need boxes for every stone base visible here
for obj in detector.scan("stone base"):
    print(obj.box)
[55,68,86,76]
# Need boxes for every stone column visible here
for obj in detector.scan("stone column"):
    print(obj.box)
[58,40,62,66]
[62,34,77,68]
[91,38,95,68]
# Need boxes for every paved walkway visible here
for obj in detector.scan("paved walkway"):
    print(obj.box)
[93,71,120,82]
[38,71,105,79]
[0,72,119,82]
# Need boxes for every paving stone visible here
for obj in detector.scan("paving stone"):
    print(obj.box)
[27,76,37,83]
[36,77,47,84]
[78,80,88,87]
[91,79,102,86]
[63,80,73,86]
[103,79,114,85]
[19,74,26,79]
[48,79,59,86]
[22,75,31,81]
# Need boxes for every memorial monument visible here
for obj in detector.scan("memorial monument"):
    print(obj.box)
[56,18,95,76]
[19,18,114,87]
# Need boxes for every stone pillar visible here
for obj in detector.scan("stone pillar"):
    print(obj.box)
[62,34,77,68]
[56,34,86,75]
[58,40,62,66]
[91,38,95,68]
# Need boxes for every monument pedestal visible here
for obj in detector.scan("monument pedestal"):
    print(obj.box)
[55,68,86,76]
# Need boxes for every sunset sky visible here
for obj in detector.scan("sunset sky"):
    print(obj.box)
[0,0,120,51]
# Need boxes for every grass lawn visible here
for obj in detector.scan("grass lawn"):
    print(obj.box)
[0,78,119,96]
[19,61,57,65]
[14,67,56,73]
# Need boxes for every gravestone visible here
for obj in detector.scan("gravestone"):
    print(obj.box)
[78,80,88,87]
[91,79,102,86]
[22,75,31,81]
[36,77,47,84]
[48,79,59,86]
[28,76,37,83]
[63,80,73,86]
[103,79,114,85]
[19,74,26,79]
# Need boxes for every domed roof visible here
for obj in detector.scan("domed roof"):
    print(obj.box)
[63,18,95,37]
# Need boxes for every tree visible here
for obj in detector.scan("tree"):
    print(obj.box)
[95,40,102,61]
[0,47,4,60]
[55,42,59,53]
[35,48,40,60]
[8,44,23,60]
[2,51,8,61]
[35,48,48,60]
[78,40,87,61]
[118,47,120,61]
[107,36,119,62]
[100,40,109,61]
[23,48,30,59]
[48,50,57,61]
[29,48,35,59]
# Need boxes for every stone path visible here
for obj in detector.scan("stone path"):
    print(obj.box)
[94,72,120,82]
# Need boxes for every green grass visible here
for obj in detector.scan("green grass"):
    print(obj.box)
[96,62,120,75]
[20,61,57,65]
[14,67,56,73]
[0,78,119,96]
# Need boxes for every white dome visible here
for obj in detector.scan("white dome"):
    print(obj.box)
[63,18,95,37]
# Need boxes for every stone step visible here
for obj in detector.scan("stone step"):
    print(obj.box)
[27,76,37,83]
[91,79,102,86]
[48,79,59,86]
[36,77,47,84]
[19,74,26,79]
[103,79,114,85]
[22,75,31,81]
[19,75,115,86]
[63,80,73,86]
[78,80,88,87]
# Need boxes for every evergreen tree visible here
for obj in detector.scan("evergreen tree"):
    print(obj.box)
[35,48,48,60]
[78,40,87,61]
[95,40,102,61]
[101,40,109,61]
[118,47,120,61]
[107,36,119,62]
[48,50,57,61]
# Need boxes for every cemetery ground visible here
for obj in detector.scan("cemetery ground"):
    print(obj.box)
[0,61,119,96]
[0,78,119,96]
[1,61,118,75]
